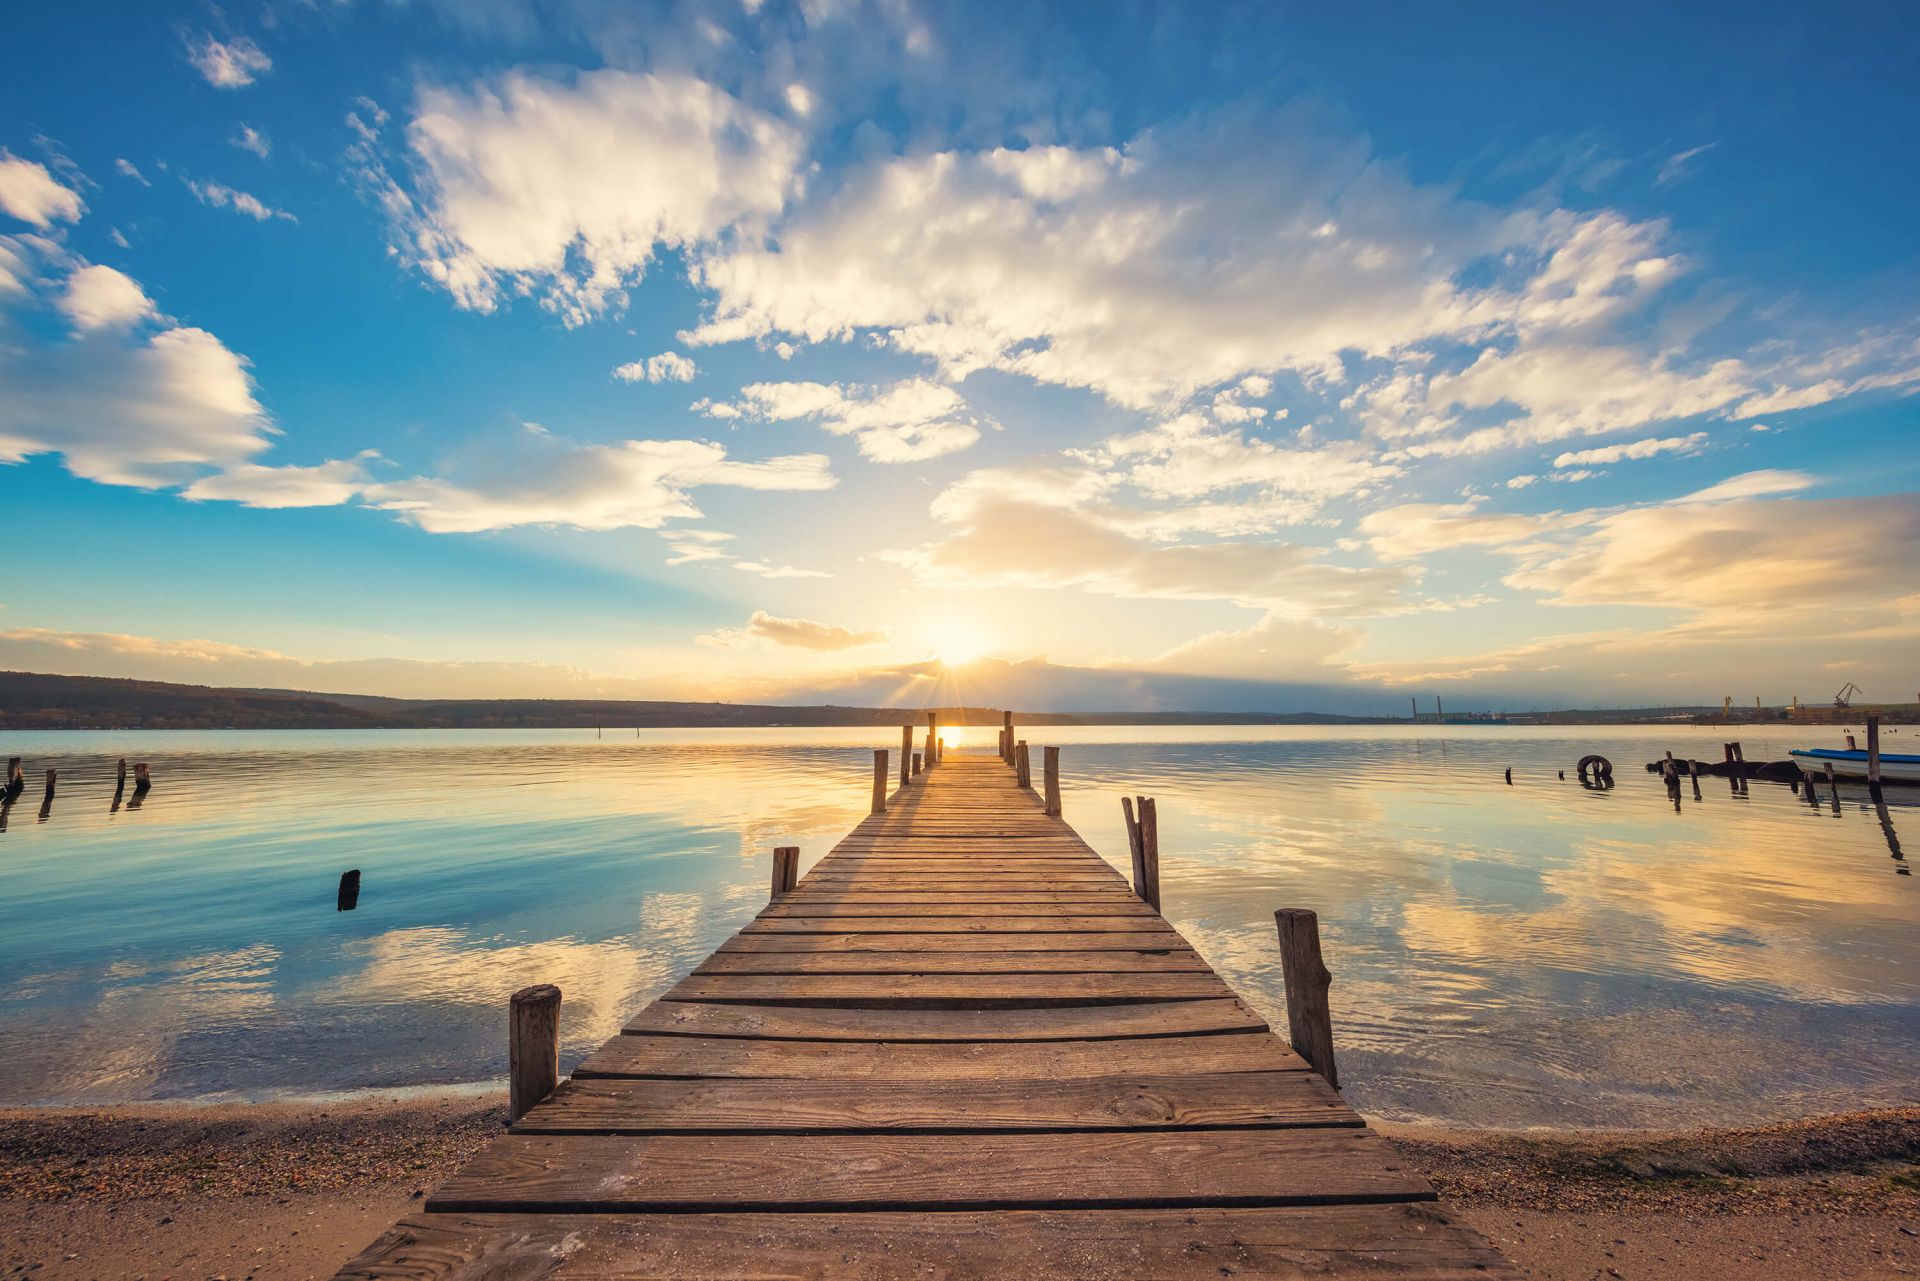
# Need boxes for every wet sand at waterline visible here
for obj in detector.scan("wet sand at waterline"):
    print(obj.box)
[2,1096,1916,1281]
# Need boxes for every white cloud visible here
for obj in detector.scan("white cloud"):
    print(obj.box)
[683,117,1527,409]
[1676,469,1815,504]
[613,351,697,383]
[182,457,375,508]
[1552,431,1707,468]
[1360,501,1576,560]
[0,322,273,487]
[733,560,832,578]
[186,34,271,89]
[659,527,735,565]
[233,125,271,159]
[114,158,151,187]
[710,378,984,462]
[1655,142,1716,189]
[58,264,157,331]
[186,180,295,222]
[0,152,85,227]
[378,69,803,325]
[697,610,883,650]
[1505,493,1919,618]
[889,476,1413,617]
[361,437,835,534]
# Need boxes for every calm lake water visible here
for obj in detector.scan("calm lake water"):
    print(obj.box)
[1,724,1915,1129]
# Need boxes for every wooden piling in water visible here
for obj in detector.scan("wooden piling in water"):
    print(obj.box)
[900,726,913,787]
[337,869,361,911]
[1125,795,1160,911]
[1043,745,1061,816]
[769,846,800,900]
[1826,761,1841,808]
[132,763,151,797]
[1002,710,1014,764]
[508,984,561,1125]
[871,750,889,814]
[1274,908,1338,1090]
[1867,715,1884,802]
[1015,740,1031,788]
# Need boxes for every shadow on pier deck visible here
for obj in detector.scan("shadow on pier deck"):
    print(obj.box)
[336,749,1518,1279]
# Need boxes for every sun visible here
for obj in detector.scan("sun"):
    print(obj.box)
[927,617,995,667]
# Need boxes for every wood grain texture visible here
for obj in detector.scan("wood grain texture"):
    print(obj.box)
[512,1071,1356,1134]
[694,948,1212,974]
[338,1205,1522,1281]
[428,1128,1433,1212]
[622,997,1268,1041]
[660,971,1237,1006]
[574,1031,1310,1080]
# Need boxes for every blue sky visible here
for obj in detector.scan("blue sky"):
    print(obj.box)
[1,0,1916,711]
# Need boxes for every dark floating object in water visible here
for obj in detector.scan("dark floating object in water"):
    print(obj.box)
[338,868,362,911]
[1576,754,1614,786]
[1504,768,1513,785]
[38,768,55,821]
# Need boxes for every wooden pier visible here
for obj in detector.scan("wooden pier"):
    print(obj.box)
[338,746,1516,1279]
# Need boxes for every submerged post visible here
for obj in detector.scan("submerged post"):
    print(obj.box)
[1867,715,1884,801]
[900,725,913,786]
[1043,746,1061,816]
[770,845,800,900]
[508,983,561,1124]
[1273,909,1338,1089]
[1016,739,1031,788]
[871,749,889,814]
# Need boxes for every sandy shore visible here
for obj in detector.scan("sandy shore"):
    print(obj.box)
[2,1096,1916,1280]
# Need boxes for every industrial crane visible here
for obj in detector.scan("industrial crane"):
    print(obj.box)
[1835,681,1863,709]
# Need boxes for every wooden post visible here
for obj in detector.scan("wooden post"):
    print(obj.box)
[1003,711,1014,763]
[112,757,127,810]
[1016,740,1031,788]
[1135,796,1161,911]
[1867,715,1884,801]
[337,869,361,911]
[770,845,800,900]
[871,749,889,814]
[926,712,938,765]
[132,763,152,797]
[1043,746,1061,816]
[41,768,55,806]
[912,751,922,776]
[1122,797,1145,895]
[1689,759,1702,801]
[1825,761,1840,808]
[508,984,561,1125]
[3,758,21,803]
[900,725,913,786]
[1273,909,1338,1089]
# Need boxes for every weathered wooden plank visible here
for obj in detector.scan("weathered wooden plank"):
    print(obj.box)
[338,1205,1522,1281]
[758,901,1159,918]
[743,915,1174,933]
[428,1128,1433,1212]
[512,1071,1356,1134]
[661,972,1236,1006]
[715,930,1200,953]
[575,1031,1310,1080]
[623,997,1267,1040]
[695,948,1212,974]
[776,890,1138,902]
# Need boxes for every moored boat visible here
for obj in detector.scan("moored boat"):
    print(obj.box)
[1788,747,1920,782]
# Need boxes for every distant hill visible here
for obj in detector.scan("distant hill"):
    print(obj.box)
[0,670,1395,730]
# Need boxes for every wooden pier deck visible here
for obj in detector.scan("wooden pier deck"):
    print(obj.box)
[339,750,1517,1279]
